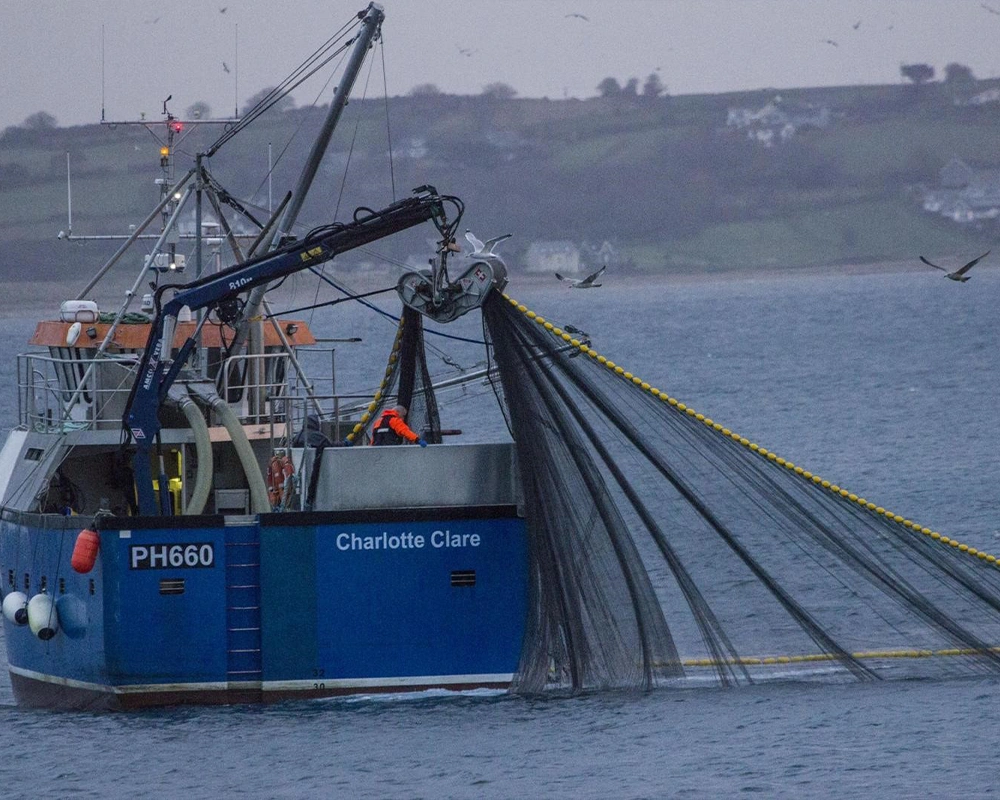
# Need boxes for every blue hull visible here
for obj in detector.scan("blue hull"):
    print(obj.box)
[1,506,528,709]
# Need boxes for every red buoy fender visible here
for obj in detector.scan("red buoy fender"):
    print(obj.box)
[71,529,100,574]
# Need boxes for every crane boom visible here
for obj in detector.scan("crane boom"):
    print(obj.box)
[124,186,458,515]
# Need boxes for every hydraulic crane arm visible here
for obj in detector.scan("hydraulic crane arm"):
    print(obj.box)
[124,186,460,515]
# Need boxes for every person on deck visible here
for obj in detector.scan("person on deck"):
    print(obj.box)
[371,404,428,447]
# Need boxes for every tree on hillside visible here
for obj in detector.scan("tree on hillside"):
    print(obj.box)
[943,62,975,84]
[642,72,665,98]
[481,82,517,100]
[900,63,934,86]
[409,83,441,96]
[597,77,621,97]
[622,77,639,96]
[23,111,57,130]
[185,101,212,119]
[244,87,295,114]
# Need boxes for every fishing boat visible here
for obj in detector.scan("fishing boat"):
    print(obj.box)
[0,4,529,709]
[12,3,1000,714]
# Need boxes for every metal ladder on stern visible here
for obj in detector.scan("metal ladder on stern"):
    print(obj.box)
[224,519,263,703]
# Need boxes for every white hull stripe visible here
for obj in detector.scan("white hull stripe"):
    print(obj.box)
[9,665,513,695]
[260,674,514,692]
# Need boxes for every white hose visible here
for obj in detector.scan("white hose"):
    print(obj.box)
[185,382,271,515]
[177,396,213,515]
[167,385,214,515]
[209,397,271,514]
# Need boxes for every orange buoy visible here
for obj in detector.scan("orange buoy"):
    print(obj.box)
[71,529,100,574]
[267,454,295,509]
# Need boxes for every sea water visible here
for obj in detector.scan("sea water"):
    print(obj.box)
[1,267,998,797]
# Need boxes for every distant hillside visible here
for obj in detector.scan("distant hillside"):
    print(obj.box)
[2,78,999,283]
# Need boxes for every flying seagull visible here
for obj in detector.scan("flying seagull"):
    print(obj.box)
[222,61,230,73]
[822,38,839,47]
[919,251,990,282]
[852,19,861,29]
[555,265,605,288]
[566,13,590,21]
[983,3,1000,14]
[465,230,512,257]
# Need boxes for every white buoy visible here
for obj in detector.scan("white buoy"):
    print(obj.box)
[2,591,28,626]
[66,321,82,346]
[27,593,59,640]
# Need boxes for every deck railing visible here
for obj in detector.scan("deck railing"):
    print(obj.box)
[15,346,367,444]
[17,351,139,432]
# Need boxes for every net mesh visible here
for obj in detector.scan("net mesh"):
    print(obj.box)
[482,292,1000,693]
[358,306,442,444]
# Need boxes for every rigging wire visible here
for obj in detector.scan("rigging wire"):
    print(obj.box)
[308,35,379,331]
[379,35,396,202]
[304,267,487,346]
[331,37,377,223]
[267,285,398,317]
[207,16,360,156]
[244,45,350,212]
[201,167,264,229]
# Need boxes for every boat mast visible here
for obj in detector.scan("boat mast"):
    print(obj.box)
[279,2,386,237]
[231,2,385,357]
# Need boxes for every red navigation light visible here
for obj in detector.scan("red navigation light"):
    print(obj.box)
[169,121,183,133]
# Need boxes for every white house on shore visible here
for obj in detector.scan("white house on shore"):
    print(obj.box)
[726,95,832,147]
[524,240,582,275]
[922,157,1000,224]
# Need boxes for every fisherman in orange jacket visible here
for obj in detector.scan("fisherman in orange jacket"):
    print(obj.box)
[371,404,428,447]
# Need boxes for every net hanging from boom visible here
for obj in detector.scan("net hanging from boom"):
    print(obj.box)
[481,292,1000,693]
[350,306,442,445]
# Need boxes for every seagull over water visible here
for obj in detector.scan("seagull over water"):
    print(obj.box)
[919,251,990,282]
[566,13,590,21]
[555,265,605,288]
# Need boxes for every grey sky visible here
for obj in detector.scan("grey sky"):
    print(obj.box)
[2,0,998,130]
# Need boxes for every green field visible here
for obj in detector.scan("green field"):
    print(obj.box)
[3,78,998,280]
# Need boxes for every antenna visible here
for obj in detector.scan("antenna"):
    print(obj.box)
[268,142,273,213]
[101,25,106,122]
[65,152,73,238]
[234,23,239,118]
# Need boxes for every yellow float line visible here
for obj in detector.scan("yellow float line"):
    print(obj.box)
[346,315,406,444]
[503,294,1000,567]
[676,646,1000,668]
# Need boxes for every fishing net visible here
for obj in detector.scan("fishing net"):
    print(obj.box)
[351,306,441,445]
[482,292,1000,693]
[304,307,441,509]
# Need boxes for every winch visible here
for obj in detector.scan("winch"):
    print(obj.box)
[397,231,511,323]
